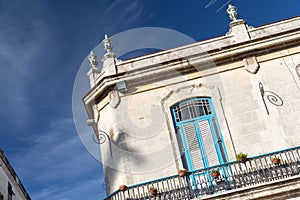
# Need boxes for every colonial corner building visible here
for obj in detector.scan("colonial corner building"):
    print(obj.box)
[83,5,300,200]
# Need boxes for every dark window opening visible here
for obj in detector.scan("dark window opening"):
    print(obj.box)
[8,182,13,200]
[174,99,212,122]
[0,192,3,200]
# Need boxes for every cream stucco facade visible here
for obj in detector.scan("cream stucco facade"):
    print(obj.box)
[83,16,300,195]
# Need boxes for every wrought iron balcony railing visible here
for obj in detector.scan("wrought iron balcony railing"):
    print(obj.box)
[103,146,300,200]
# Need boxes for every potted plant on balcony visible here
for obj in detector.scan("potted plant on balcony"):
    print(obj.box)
[149,186,158,196]
[119,184,128,191]
[211,169,220,179]
[236,152,248,163]
[271,156,281,165]
[178,169,187,177]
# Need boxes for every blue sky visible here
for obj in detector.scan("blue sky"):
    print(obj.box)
[0,0,299,199]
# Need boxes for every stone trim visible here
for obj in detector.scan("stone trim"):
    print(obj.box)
[243,56,260,74]
[160,83,235,168]
[84,29,300,107]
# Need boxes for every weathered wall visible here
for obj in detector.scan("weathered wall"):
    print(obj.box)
[84,17,300,194]
[220,48,300,156]
[96,48,300,194]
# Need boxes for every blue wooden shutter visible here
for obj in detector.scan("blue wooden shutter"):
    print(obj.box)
[198,120,219,166]
[183,123,204,169]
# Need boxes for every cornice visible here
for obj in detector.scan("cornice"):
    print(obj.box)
[83,28,300,107]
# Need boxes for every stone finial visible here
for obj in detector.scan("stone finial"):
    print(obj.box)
[88,51,99,69]
[102,34,113,54]
[226,4,238,21]
[100,34,117,77]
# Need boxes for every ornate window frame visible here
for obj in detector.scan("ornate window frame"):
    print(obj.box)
[160,83,234,168]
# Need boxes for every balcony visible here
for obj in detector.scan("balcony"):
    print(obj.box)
[103,146,300,200]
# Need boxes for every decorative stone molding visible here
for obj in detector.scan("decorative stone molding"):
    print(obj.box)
[87,67,102,87]
[227,19,251,44]
[244,56,260,74]
[87,51,104,87]
[226,4,238,22]
[109,90,121,108]
[160,83,219,169]
[93,104,99,124]
[101,52,117,77]
[296,64,300,78]
[229,19,246,28]
[100,34,118,78]
[161,83,215,106]
[102,34,113,55]
[88,51,99,69]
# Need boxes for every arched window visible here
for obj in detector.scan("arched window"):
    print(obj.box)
[173,98,212,122]
[171,97,228,171]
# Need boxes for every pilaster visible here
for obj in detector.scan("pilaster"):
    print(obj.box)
[101,52,117,77]
[228,19,251,44]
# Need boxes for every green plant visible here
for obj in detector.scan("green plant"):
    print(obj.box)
[211,169,220,178]
[149,186,155,190]
[271,156,280,161]
[236,152,248,163]
[271,156,281,164]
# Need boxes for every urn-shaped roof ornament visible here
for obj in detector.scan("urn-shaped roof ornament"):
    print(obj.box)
[226,4,238,21]
[88,51,99,69]
[102,34,113,54]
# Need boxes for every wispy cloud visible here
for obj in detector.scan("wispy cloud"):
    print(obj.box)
[0,11,51,128]
[0,1,154,199]
[31,177,104,200]
[11,118,104,199]
[100,0,150,34]
[104,0,122,14]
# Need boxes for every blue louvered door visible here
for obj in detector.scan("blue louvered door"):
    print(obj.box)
[172,98,228,171]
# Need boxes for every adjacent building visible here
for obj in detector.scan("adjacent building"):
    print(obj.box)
[83,4,300,199]
[0,150,31,200]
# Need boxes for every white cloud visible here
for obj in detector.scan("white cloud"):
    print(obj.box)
[0,14,51,127]
[100,0,150,33]
[11,117,104,199]
[104,0,122,13]
[31,177,104,200]
[0,1,154,199]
